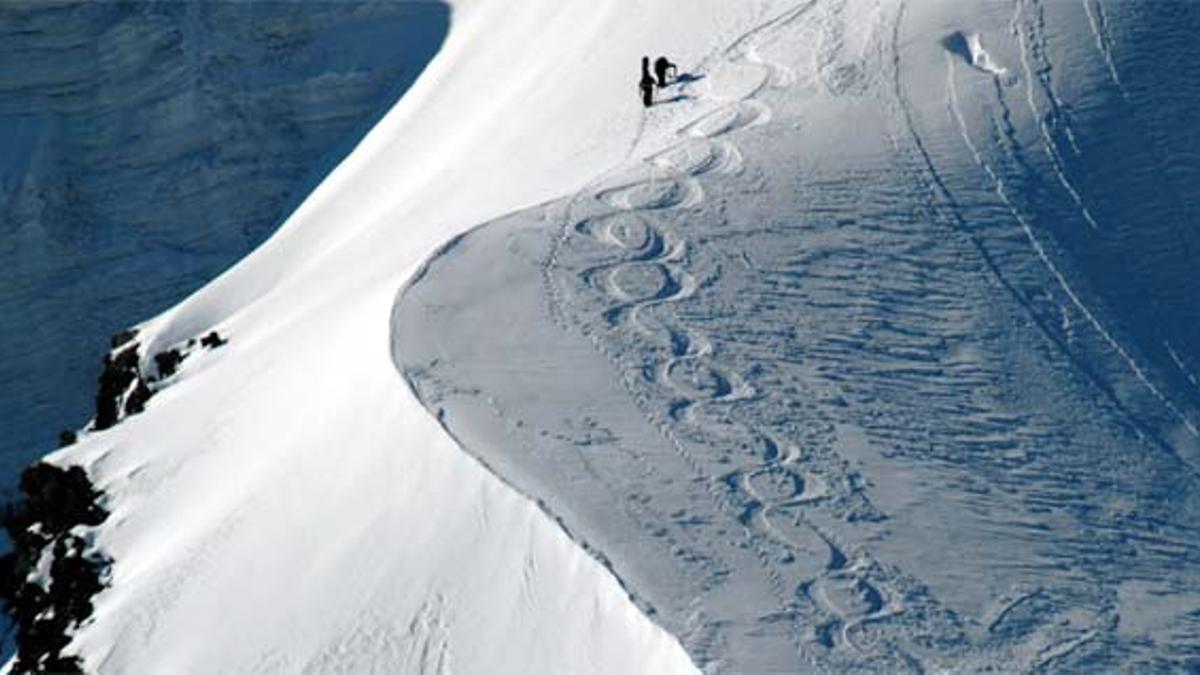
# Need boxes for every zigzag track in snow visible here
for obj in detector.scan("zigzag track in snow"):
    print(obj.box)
[540,1,931,667]
[648,138,745,177]
[680,100,772,139]
[392,0,1200,670]
[595,175,705,211]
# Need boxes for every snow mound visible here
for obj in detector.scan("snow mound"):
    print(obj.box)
[946,30,1009,78]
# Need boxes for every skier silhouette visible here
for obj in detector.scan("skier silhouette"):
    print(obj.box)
[640,56,656,108]
[654,56,678,87]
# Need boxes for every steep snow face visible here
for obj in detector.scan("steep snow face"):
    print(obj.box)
[38,0,785,671]
[395,0,1200,671]
[30,0,1200,672]
[0,1,447,480]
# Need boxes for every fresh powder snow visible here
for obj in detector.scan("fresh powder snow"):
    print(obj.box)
[15,0,1200,672]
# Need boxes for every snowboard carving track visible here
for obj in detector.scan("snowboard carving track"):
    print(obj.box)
[401,0,1200,671]
[539,1,928,668]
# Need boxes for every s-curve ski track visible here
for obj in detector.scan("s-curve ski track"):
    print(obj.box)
[395,0,1200,671]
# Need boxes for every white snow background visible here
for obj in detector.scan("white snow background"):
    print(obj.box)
[19,0,1200,672]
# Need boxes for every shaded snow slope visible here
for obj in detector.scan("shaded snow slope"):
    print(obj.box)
[0,1,447,480]
[395,0,1200,671]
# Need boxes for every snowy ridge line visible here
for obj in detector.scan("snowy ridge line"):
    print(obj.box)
[946,55,1200,448]
[888,1,1198,490]
[28,1,739,670]
[1015,0,1099,230]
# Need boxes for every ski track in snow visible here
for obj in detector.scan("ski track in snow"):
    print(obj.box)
[540,2,946,668]
[948,50,1200,448]
[37,0,1200,671]
[551,3,839,662]
[1166,340,1200,395]
[472,3,917,668]
[1081,0,1129,101]
[1016,0,1097,229]
[396,0,1200,671]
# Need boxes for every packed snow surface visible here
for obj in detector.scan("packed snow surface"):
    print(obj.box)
[35,0,1200,672]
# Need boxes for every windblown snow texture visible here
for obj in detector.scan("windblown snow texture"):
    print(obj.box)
[17,1,710,671]
[396,0,1200,671]
[16,0,1200,672]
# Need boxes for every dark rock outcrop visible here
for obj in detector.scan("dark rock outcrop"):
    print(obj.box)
[94,345,142,431]
[94,342,154,431]
[124,380,153,417]
[1,325,227,670]
[108,329,138,350]
[200,330,228,349]
[15,464,106,534]
[1,463,110,673]
[153,348,183,379]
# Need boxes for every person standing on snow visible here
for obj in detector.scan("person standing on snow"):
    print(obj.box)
[640,56,656,107]
[654,56,678,87]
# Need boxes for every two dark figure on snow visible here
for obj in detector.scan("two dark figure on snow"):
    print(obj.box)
[640,56,678,107]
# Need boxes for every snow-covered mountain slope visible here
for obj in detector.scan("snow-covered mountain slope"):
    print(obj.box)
[17,0,1200,672]
[22,0,765,672]
[396,0,1200,671]
[0,1,447,481]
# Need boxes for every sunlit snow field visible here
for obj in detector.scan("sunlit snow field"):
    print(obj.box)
[5,0,1200,672]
